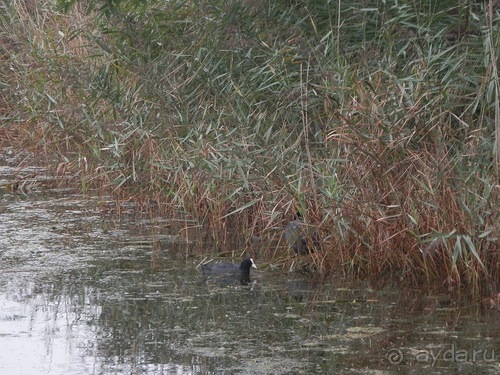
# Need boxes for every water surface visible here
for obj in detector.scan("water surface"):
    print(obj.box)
[0,169,498,374]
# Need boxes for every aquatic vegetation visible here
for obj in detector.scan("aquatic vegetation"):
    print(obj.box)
[0,0,498,295]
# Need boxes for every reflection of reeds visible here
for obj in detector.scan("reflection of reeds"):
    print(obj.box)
[1,0,498,295]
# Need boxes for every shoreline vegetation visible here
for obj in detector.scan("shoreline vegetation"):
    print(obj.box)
[1,0,498,296]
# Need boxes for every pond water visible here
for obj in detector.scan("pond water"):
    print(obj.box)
[0,167,498,375]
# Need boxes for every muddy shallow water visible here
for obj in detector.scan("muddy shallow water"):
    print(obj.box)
[0,169,498,374]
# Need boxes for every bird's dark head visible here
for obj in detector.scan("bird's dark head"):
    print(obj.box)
[240,258,257,271]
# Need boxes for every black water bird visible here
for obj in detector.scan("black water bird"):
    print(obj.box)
[201,258,257,285]
[284,212,319,255]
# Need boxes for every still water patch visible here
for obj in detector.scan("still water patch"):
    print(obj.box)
[0,189,498,374]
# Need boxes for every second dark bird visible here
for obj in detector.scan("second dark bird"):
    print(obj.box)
[284,212,320,255]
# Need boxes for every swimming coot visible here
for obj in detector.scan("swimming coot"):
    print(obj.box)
[201,258,257,285]
[284,212,319,255]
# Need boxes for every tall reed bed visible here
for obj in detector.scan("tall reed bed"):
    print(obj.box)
[1,0,498,294]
